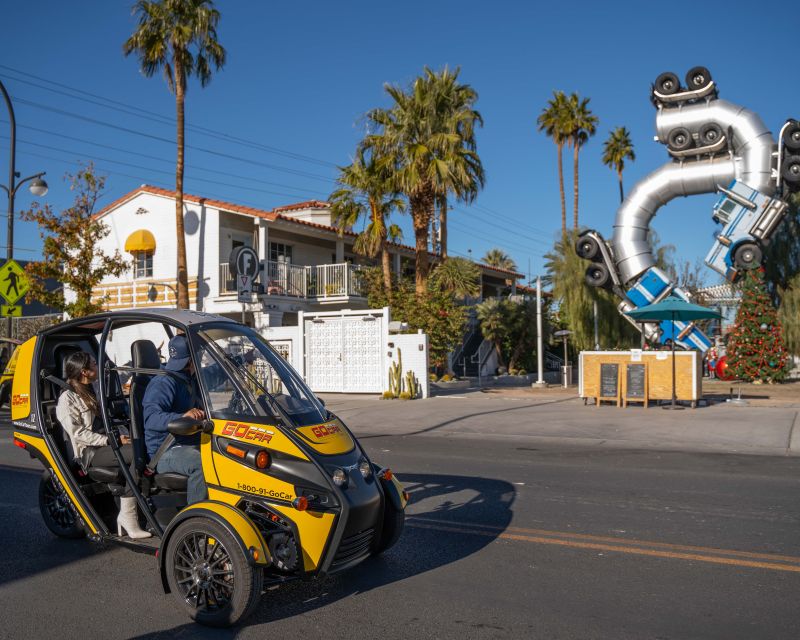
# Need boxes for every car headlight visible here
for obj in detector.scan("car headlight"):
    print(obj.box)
[331,468,347,487]
[359,460,372,479]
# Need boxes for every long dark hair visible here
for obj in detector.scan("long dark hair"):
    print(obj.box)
[63,351,98,414]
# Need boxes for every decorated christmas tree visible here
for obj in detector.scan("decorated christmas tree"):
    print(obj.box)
[727,268,789,383]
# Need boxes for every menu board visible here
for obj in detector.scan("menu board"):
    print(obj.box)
[626,364,646,399]
[599,363,619,399]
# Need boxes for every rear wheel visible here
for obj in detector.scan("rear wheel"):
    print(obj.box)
[733,243,762,270]
[585,263,610,288]
[38,469,84,539]
[685,66,712,91]
[667,128,694,152]
[699,123,723,146]
[781,155,800,186]
[781,121,800,151]
[575,235,600,260]
[654,72,680,95]
[165,518,262,628]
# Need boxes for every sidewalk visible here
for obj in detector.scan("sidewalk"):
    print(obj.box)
[321,382,800,458]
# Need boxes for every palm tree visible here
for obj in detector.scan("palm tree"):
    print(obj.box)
[476,297,508,368]
[566,93,598,230]
[329,150,405,292]
[430,257,481,298]
[364,66,484,298]
[602,126,636,203]
[124,0,225,309]
[482,248,517,272]
[537,91,571,237]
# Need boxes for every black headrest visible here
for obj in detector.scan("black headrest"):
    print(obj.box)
[131,340,161,370]
[55,345,82,379]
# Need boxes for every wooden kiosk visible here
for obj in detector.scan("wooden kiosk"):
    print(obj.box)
[579,350,702,408]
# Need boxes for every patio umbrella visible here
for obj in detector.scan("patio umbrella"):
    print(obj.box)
[625,297,721,410]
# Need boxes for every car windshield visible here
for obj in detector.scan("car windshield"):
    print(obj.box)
[192,323,327,427]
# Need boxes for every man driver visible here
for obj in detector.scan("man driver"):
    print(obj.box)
[142,335,208,504]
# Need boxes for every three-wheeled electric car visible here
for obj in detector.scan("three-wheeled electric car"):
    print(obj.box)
[11,309,406,627]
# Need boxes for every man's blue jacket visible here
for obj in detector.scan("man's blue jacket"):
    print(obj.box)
[143,372,200,457]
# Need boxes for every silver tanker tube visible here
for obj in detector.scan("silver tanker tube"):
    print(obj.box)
[611,98,776,284]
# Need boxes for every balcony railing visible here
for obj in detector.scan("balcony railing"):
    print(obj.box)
[219,260,366,299]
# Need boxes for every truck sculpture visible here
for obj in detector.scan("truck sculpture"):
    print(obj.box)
[577,66,800,352]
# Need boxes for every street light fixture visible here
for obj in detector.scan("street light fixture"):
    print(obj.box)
[0,78,48,337]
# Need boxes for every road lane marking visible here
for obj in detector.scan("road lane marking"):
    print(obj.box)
[407,517,800,573]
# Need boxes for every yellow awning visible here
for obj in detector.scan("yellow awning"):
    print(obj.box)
[124,229,156,252]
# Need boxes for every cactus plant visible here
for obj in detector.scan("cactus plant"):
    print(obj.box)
[405,370,419,399]
[387,348,403,398]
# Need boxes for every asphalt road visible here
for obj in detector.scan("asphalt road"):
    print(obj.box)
[2,407,800,639]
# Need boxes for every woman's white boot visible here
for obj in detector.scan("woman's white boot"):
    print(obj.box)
[117,496,151,539]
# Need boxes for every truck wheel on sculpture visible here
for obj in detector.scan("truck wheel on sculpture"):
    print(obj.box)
[577,66,800,352]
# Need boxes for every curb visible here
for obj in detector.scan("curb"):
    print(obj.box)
[787,411,800,455]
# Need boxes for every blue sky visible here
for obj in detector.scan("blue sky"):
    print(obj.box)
[0,0,797,285]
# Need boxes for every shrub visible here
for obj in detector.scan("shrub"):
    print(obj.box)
[429,373,438,382]
[399,391,412,400]
[381,390,395,400]
[518,369,527,376]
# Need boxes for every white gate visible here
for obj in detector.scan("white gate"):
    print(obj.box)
[302,309,387,393]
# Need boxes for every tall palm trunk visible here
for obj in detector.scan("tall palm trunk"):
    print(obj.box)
[557,142,566,237]
[371,200,392,291]
[617,168,625,203]
[439,196,448,259]
[411,190,434,299]
[572,143,580,230]
[174,75,190,309]
[430,206,438,254]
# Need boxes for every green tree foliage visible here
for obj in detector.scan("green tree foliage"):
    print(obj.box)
[364,66,484,296]
[124,0,225,309]
[763,193,800,357]
[364,268,467,370]
[601,126,636,203]
[476,297,540,371]
[482,248,517,272]
[21,167,128,318]
[727,268,789,382]
[329,149,404,292]
[545,230,639,351]
[429,257,480,299]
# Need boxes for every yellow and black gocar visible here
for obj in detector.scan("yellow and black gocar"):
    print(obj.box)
[11,309,406,627]
[0,337,22,408]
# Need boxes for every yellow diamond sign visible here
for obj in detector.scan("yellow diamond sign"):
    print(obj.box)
[0,260,29,305]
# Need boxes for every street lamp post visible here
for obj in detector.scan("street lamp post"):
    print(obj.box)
[0,79,48,337]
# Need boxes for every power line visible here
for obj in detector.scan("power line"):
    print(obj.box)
[0,66,338,169]
[13,98,338,184]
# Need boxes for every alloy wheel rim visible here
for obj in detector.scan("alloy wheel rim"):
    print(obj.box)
[173,532,235,610]
[44,477,75,529]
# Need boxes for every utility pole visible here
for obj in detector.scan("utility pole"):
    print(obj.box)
[534,275,545,386]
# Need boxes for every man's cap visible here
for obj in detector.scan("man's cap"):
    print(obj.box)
[165,335,192,371]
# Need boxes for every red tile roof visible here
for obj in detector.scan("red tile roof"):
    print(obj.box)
[95,185,523,279]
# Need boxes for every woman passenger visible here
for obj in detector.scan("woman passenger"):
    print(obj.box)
[55,351,151,539]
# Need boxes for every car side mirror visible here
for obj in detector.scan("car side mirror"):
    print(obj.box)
[167,416,203,435]
[318,397,325,407]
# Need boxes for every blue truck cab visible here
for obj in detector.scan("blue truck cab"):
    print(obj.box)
[704,180,788,281]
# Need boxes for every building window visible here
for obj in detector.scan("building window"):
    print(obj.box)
[270,242,292,263]
[132,251,153,279]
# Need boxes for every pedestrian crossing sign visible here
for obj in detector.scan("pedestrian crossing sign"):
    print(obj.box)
[0,260,29,305]
[1,304,21,317]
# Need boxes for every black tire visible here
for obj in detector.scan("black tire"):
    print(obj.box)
[38,469,84,539]
[585,263,610,288]
[780,155,800,186]
[733,243,763,270]
[575,235,600,261]
[667,127,694,152]
[782,121,800,151]
[374,500,405,555]
[685,66,712,91]
[0,380,10,409]
[654,72,680,95]
[165,518,262,628]
[699,123,723,146]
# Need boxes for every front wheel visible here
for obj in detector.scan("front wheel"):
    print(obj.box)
[585,263,610,288]
[39,469,84,539]
[733,243,762,270]
[165,518,263,628]
[374,504,404,555]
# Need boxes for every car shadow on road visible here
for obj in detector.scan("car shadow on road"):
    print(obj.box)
[127,472,516,638]
[0,465,111,587]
